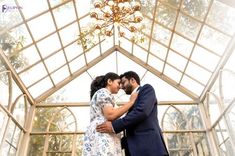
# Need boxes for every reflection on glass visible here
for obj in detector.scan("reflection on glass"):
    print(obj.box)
[141,0,156,18]
[27,135,45,155]
[176,13,201,41]
[207,1,235,35]
[182,0,210,21]
[155,2,177,29]
[153,24,172,46]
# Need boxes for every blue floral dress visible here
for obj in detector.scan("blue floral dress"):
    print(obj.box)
[83,88,122,156]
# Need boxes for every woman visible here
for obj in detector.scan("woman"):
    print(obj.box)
[83,72,138,156]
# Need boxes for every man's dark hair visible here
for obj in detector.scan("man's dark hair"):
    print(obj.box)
[120,71,140,85]
[90,72,120,99]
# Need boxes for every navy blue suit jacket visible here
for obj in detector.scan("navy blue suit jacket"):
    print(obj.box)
[112,84,168,156]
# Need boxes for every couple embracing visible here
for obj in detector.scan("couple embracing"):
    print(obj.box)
[83,71,169,156]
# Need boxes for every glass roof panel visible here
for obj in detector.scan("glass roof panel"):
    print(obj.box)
[150,40,167,61]
[37,33,61,58]
[153,24,172,46]
[101,37,114,53]
[79,15,92,29]
[185,62,212,85]
[141,0,156,19]
[27,12,56,40]
[120,38,133,54]
[133,46,148,62]
[85,44,100,63]
[155,1,177,29]
[161,0,181,9]
[167,50,188,72]
[64,42,83,62]
[9,24,32,48]
[182,0,211,21]
[175,13,202,41]
[207,0,235,35]
[45,72,92,103]
[134,34,150,50]
[117,52,147,77]
[50,65,70,84]
[17,45,41,73]
[198,25,231,56]
[75,0,91,18]
[44,50,66,73]
[1,0,235,102]
[164,64,182,83]
[142,71,192,101]
[142,17,153,35]
[87,52,117,77]
[52,1,76,29]
[28,77,53,98]
[59,22,79,47]
[19,62,48,87]
[69,54,86,73]
[45,51,193,103]
[148,54,164,72]
[18,0,48,19]
[191,45,220,72]
[181,75,204,96]
[171,33,193,57]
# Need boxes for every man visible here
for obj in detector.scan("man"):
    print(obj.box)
[96,71,169,156]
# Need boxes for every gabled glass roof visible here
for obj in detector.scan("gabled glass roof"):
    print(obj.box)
[1,0,235,104]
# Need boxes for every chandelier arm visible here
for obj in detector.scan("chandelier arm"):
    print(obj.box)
[103,23,113,29]
[120,23,130,30]
[119,11,134,20]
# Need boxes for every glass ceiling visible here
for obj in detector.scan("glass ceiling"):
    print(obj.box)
[1,0,235,104]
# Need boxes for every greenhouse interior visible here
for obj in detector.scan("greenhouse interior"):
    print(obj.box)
[1,0,235,155]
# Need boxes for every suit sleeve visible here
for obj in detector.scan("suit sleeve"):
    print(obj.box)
[112,84,156,133]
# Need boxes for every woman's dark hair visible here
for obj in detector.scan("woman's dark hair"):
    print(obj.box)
[120,71,140,85]
[90,72,120,99]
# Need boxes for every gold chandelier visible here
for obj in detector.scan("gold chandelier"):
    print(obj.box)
[90,0,143,37]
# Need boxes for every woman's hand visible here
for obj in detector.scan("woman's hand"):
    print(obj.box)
[129,92,138,105]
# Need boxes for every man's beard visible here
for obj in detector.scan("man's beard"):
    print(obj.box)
[125,84,133,95]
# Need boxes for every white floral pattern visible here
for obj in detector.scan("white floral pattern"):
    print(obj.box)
[83,88,122,156]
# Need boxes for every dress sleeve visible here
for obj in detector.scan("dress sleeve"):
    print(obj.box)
[96,90,114,108]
